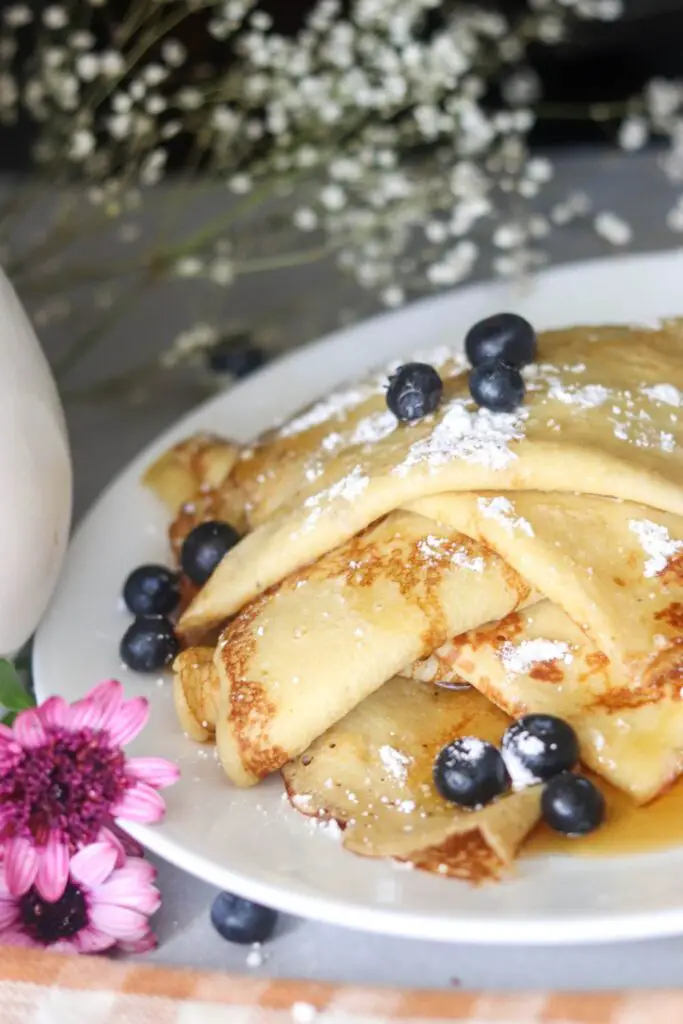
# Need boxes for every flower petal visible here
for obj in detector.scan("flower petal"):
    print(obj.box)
[70,843,118,890]
[38,696,69,730]
[0,900,19,929]
[89,903,148,941]
[94,876,161,916]
[34,833,69,902]
[125,757,180,790]
[107,697,149,748]
[117,929,157,954]
[0,927,39,948]
[112,783,165,823]
[4,838,38,896]
[102,823,144,860]
[109,859,157,887]
[69,697,103,731]
[76,927,116,954]
[88,680,125,732]
[12,709,46,749]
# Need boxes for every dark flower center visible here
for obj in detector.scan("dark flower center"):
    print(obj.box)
[0,728,128,849]
[20,882,89,944]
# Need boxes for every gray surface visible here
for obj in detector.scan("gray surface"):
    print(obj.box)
[21,149,683,986]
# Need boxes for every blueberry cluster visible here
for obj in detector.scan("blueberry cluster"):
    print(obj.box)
[466,312,536,413]
[119,519,240,673]
[433,713,605,837]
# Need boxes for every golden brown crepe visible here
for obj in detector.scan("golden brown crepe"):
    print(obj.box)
[180,323,683,642]
[282,676,541,881]
[213,508,538,786]
[408,601,683,805]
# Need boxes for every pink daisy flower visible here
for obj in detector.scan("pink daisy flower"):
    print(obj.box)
[0,679,179,901]
[0,842,160,954]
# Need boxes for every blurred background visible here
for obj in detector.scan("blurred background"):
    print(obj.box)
[3,0,683,169]
[1,0,683,512]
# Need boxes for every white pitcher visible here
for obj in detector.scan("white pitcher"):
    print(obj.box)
[0,266,72,656]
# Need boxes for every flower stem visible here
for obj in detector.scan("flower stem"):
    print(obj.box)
[54,280,147,381]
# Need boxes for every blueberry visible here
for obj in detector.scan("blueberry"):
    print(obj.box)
[433,737,510,809]
[386,362,443,422]
[120,615,179,673]
[123,564,180,617]
[502,714,579,784]
[207,334,267,378]
[210,891,278,945]
[541,773,605,836]
[180,520,241,585]
[465,313,537,368]
[469,359,525,413]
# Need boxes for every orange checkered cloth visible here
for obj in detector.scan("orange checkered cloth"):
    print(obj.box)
[0,946,679,1023]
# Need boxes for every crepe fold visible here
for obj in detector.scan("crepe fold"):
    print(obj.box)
[213,509,537,786]
[179,323,683,642]
[282,677,541,881]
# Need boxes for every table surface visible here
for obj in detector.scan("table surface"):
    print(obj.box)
[25,148,683,988]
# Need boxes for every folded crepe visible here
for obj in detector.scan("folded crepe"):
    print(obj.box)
[409,601,683,805]
[179,323,683,642]
[213,508,538,786]
[282,676,541,881]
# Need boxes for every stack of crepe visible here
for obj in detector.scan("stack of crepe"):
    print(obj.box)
[146,322,683,882]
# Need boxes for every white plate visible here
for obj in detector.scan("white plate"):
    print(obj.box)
[34,249,683,945]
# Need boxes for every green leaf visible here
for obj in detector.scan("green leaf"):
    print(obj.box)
[0,660,35,713]
[1,710,16,727]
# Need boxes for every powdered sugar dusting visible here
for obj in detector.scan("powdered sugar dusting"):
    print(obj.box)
[547,381,611,409]
[443,736,487,766]
[502,732,545,790]
[298,465,369,534]
[478,496,534,536]
[395,400,525,476]
[628,518,683,577]
[500,639,573,675]
[451,547,486,572]
[349,409,397,446]
[278,384,374,438]
[379,744,412,782]
[277,344,460,440]
[417,534,485,572]
[642,383,683,408]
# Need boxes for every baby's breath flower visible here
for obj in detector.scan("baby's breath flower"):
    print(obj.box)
[594,211,632,247]
[293,208,319,232]
[4,5,32,28]
[43,5,68,30]
[228,174,252,195]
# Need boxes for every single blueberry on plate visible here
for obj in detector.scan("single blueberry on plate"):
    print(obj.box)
[386,362,443,422]
[181,520,241,585]
[433,736,510,808]
[465,313,537,368]
[120,614,179,673]
[541,772,605,836]
[469,359,525,413]
[210,891,278,945]
[502,714,579,785]
[123,564,180,617]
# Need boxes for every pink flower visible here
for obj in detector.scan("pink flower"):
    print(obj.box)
[0,842,160,954]
[0,679,179,901]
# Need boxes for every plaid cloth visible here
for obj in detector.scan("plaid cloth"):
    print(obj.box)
[0,946,680,1024]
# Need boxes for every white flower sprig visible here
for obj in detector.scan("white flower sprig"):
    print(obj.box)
[0,0,679,383]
